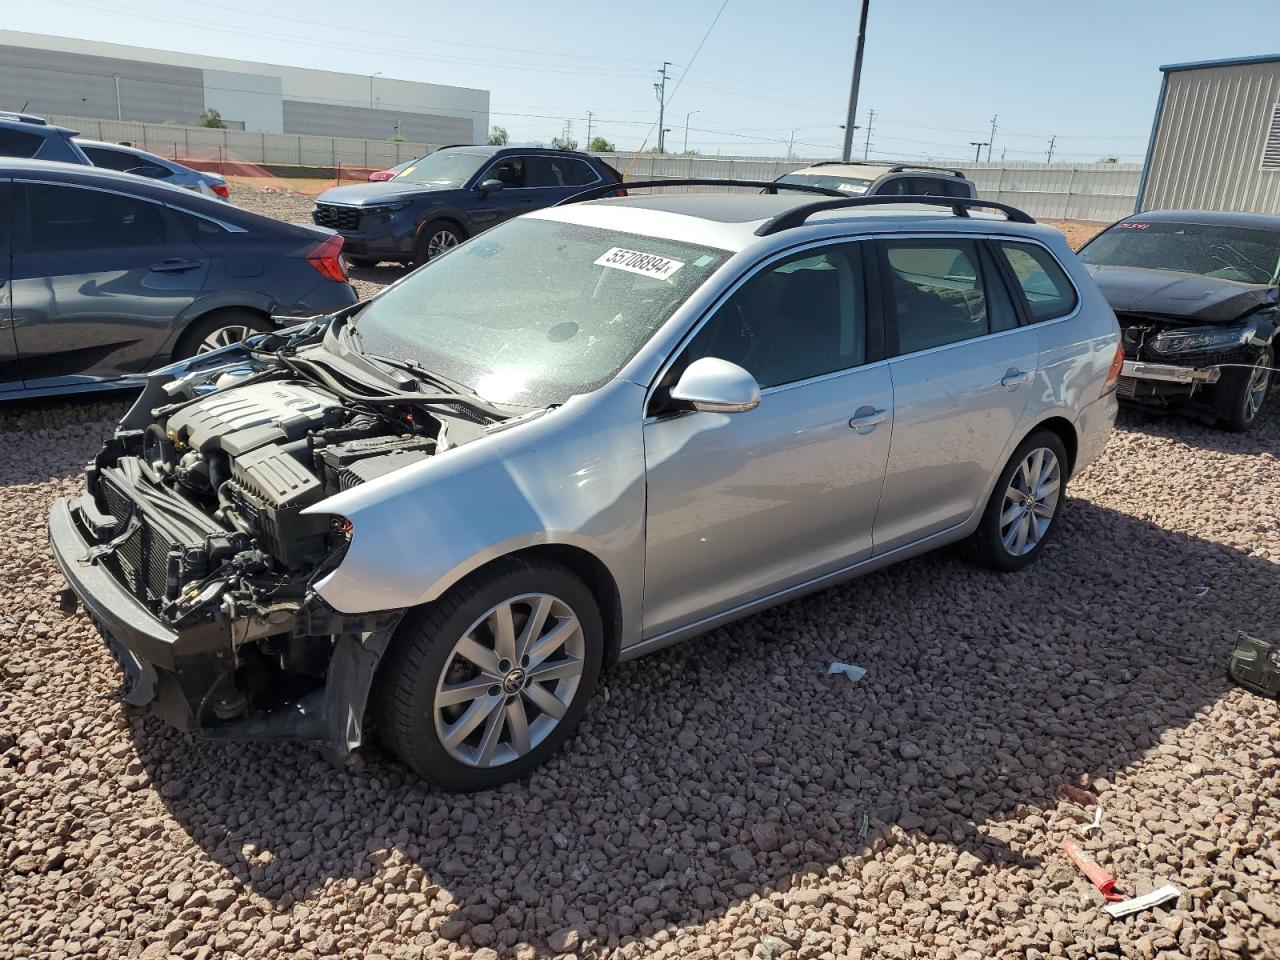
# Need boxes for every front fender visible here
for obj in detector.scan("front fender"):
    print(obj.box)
[306,379,648,645]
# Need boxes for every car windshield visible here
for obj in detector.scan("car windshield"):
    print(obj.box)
[352,218,732,406]
[391,150,489,187]
[1079,220,1280,285]
[775,172,873,195]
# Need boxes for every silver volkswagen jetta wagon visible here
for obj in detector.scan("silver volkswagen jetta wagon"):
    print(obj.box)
[51,184,1122,790]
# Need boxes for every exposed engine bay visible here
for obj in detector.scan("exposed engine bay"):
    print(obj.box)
[59,318,525,747]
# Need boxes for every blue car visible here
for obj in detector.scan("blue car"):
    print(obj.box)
[312,145,624,267]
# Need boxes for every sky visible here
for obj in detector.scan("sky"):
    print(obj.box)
[5,0,1279,163]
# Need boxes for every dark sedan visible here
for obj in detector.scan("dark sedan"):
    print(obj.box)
[312,145,623,267]
[0,159,358,399]
[1079,210,1279,431]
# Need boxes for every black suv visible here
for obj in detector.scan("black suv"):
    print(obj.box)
[0,113,91,165]
[312,145,623,267]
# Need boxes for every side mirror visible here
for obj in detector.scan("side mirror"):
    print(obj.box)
[670,357,761,413]
[477,178,505,194]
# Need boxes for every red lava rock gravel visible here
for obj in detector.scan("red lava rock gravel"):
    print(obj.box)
[0,188,1277,960]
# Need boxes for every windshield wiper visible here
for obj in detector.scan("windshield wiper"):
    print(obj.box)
[361,351,477,397]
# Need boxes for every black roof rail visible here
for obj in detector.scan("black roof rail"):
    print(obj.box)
[887,164,967,178]
[557,177,846,205]
[803,160,876,168]
[755,195,1036,236]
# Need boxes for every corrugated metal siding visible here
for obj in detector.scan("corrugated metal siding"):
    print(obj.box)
[1142,62,1280,213]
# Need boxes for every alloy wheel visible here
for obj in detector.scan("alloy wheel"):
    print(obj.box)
[1000,447,1062,556]
[1244,357,1271,422]
[433,593,585,769]
[196,325,253,353]
[426,229,459,260]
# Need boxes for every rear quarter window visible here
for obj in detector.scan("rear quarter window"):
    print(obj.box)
[0,127,44,159]
[997,241,1078,322]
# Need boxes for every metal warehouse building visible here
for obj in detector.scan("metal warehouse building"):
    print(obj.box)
[1138,54,1280,214]
[0,30,489,145]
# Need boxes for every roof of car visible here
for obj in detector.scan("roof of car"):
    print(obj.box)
[785,162,893,180]
[532,193,1051,253]
[1122,209,1280,231]
[435,143,596,159]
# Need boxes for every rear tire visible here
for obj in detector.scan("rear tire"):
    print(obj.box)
[1214,346,1272,432]
[346,256,380,269]
[414,220,463,266]
[174,309,272,360]
[375,557,603,791]
[973,430,1069,572]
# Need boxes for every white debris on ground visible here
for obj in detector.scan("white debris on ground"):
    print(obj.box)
[0,187,1277,960]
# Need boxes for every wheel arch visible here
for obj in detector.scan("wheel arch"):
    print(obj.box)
[416,211,470,242]
[402,543,624,670]
[1030,414,1079,478]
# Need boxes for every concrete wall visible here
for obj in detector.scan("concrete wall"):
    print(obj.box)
[0,42,204,124]
[1141,59,1280,214]
[0,29,488,142]
[597,153,1142,221]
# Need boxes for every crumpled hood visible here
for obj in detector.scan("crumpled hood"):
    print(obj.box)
[1086,265,1279,324]
[316,182,452,206]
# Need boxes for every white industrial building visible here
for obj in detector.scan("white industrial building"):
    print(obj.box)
[0,30,489,145]
[1138,54,1280,214]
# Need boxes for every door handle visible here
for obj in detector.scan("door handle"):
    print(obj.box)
[150,259,201,273]
[848,406,887,433]
[1001,368,1032,390]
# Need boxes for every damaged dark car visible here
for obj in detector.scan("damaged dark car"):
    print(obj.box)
[1078,210,1279,430]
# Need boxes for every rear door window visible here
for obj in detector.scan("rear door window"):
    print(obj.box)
[881,239,1019,355]
[527,156,598,187]
[22,183,168,254]
[0,127,44,159]
[996,241,1078,321]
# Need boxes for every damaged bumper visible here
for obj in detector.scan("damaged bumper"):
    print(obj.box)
[50,493,402,760]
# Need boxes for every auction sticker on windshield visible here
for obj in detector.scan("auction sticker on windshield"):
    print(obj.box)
[595,247,686,281]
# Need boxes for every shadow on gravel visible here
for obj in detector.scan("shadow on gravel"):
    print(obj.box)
[1116,395,1279,455]
[124,486,1280,953]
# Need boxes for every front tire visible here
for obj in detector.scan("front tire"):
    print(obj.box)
[414,220,462,265]
[375,558,603,791]
[974,430,1069,572]
[1214,346,1272,432]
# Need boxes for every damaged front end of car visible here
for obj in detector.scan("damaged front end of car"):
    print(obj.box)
[49,317,512,760]
[1114,306,1277,414]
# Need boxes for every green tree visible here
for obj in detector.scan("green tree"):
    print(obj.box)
[586,136,615,152]
[199,107,225,129]
[550,135,579,151]
[487,126,509,146]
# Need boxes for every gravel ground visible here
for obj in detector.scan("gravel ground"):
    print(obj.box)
[2,188,1278,960]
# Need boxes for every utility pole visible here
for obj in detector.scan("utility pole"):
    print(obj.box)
[970,141,989,162]
[841,0,870,162]
[786,129,797,159]
[654,61,672,153]
[113,74,122,121]
[1046,135,1056,164]
[986,114,998,163]
[683,111,697,154]
[864,108,875,160]
[586,111,594,147]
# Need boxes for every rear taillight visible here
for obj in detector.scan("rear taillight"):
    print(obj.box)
[211,182,230,199]
[306,234,349,283]
[1102,342,1125,395]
